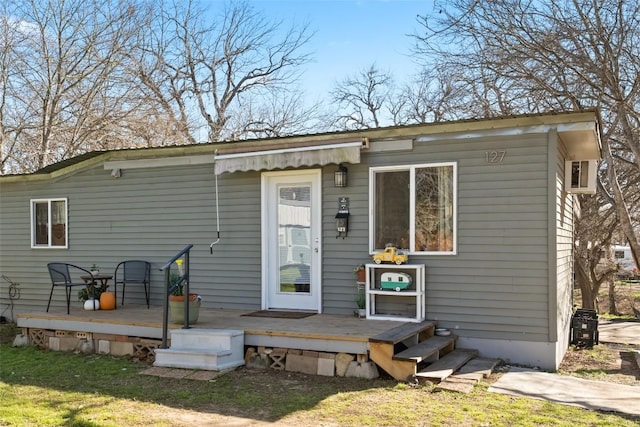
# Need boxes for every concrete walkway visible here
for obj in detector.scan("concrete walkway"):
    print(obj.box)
[598,320,640,345]
[489,320,640,417]
[488,367,640,416]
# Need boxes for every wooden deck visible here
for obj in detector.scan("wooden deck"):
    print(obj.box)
[16,304,407,355]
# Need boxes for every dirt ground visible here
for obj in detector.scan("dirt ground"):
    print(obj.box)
[593,281,640,317]
[560,281,640,386]
[558,341,640,386]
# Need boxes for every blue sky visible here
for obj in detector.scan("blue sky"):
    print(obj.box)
[247,0,437,100]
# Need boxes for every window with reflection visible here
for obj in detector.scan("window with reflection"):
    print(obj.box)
[278,186,311,292]
[31,198,68,248]
[372,163,456,254]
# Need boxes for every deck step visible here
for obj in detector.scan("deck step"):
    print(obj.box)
[434,357,499,393]
[393,335,455,363]
[153,328,245,371]
[169,328,244,351]
[451,357,500,381]
[415,349,478,382]
[154,347,243,371]
[369,320,436,344]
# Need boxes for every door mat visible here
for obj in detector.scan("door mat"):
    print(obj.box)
[242,310,315,319]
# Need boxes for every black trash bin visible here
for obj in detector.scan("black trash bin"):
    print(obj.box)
[570,308,599,348]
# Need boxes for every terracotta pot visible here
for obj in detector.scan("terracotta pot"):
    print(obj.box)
[99,292,116,310]
[169,293,199,302]
[356,269,366,283]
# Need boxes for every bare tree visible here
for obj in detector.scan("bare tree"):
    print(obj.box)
[0,10,28,174]
[1,0,316,174]
[329,64,395,130]
[574,191,619,310]
[412,0,640,309]
[394,66,472,124]
[131,0,314,144]
[326,57,517,128]
[0,0,153,173]
[226,89,324,139]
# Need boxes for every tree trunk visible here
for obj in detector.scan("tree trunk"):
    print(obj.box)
[608,281,618,315]
[602,130,640,280]
[575,259,597,310]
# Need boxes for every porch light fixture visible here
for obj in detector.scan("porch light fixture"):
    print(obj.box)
[334,164,348,187]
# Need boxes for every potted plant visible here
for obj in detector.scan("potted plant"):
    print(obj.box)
[168,271,186,300]
[90,264,100,275]
[355,292,366,318]
[353,264,366,283]
[168,261,201,323]
[78,282,108,310]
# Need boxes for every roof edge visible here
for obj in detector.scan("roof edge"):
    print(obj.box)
[0,110,600,182]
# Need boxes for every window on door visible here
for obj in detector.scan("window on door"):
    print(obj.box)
[31,198,68,248]
[370,163,456,254]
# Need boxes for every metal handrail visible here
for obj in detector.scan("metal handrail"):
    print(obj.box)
[159,244,194,348]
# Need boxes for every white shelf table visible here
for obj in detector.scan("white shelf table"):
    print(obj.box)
[365,263,426,322]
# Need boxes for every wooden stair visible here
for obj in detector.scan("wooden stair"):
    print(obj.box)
[415,349,478,382]
[369,320,458,381]
[434,357,500,393]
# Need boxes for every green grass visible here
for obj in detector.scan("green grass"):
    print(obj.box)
[599,313,636,320]
[1,340,638,427]
[0,322,20,344]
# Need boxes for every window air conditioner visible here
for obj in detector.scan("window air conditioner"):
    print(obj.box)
[565,160,597,194]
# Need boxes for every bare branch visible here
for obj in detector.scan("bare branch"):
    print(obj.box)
[329,64,395,130]
[411,0,640,309]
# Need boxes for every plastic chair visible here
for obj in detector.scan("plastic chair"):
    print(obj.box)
[114,260,151,308]
[47,263,93,314]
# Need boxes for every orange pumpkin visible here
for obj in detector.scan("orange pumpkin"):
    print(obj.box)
[99,291,116,310]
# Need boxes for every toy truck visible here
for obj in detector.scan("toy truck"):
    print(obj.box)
[372,246,408,265]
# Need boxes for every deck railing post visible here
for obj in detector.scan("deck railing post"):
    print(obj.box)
[159,244,194,348]
[183,250,190,329]
[161,267,170,348]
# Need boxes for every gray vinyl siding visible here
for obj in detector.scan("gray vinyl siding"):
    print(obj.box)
[321,161,370,313]
[336,133,552,341]
[0,129,561,344]
[0,164,264,312]
[431,135,550,341]
[315,132,554,341]
[555,138,575,347]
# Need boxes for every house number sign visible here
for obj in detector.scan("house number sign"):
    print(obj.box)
[485,150,506,163]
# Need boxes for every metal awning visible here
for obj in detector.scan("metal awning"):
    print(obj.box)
[214,141,362,175]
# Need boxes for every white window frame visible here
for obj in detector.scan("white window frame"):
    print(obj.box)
[30,198,68,249]
[369,162,457,255]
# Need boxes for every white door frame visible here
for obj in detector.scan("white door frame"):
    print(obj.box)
[261,169,322,312]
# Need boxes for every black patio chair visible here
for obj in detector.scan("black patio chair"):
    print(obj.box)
[114,260,151,308]
[47,263,93,314]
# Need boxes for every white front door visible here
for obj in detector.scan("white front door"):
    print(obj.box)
[262,170,321,311]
